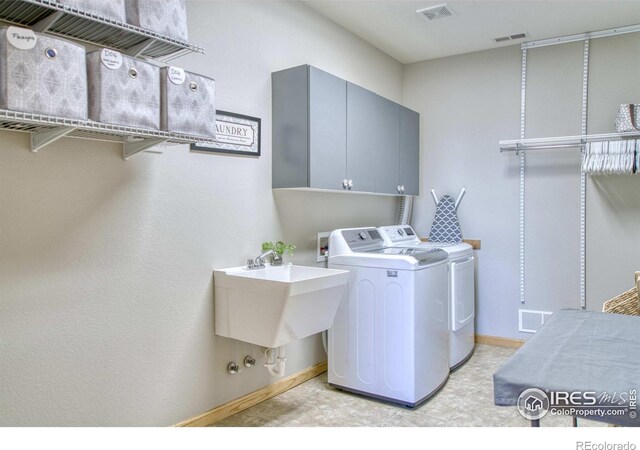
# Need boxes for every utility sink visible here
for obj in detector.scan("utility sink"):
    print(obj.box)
[213,264,349,348]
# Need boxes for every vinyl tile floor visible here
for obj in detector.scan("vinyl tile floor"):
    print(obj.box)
[212,344,607,427]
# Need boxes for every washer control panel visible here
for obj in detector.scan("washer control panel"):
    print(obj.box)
[378,225,419,244]
[341,228,384,251]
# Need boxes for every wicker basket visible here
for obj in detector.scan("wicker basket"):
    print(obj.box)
[602,272,640,316]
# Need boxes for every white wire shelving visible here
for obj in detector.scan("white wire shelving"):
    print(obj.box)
[0,1,213,158]
[499,131,640,153]
[0,109,217,159]
[0,0,204,61]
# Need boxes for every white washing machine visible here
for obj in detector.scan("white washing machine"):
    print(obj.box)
[327,227,450,407]
[378,225,475,370]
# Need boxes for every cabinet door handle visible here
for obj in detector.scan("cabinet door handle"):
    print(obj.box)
[347,179,353,189]
[401,185,405,193]
[397,185,402,193]
[342,179,348,189]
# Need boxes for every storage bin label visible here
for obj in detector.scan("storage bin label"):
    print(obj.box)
[6,26,37,50]
[100,49,123,70]
[168,67,186,85]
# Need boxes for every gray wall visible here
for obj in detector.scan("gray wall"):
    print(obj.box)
[0,1,401,426]
[403,33,640,340]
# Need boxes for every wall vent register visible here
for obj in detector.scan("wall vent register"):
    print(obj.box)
[494,33,528,43]
[416,4,455,21]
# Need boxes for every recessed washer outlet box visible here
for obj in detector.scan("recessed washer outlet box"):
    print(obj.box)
[317,231,331,263]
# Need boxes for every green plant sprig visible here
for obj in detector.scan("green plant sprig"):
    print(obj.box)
[261,241,296,256]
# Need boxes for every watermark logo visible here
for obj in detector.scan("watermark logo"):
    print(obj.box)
[517,388,550,420]
[517,388,638,422]
[576,442,636,450]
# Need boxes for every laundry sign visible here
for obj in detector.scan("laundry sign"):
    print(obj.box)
[215,120,254,147]
[191,110,261,157]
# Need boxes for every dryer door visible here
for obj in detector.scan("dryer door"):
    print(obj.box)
[450,257,475,332]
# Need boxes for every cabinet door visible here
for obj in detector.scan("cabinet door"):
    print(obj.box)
[272,65,309,188]
[399,106,419,196]
[374,98,400,194]
[309,67,347,190]
[346,83,398,193]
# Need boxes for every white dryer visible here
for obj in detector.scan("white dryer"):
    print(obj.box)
[378,225,475,370]
[327,227,449,407]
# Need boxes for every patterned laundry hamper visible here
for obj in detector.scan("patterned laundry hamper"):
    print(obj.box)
[602,272,640,316]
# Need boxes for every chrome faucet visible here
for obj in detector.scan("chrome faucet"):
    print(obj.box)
[246,249,283,269]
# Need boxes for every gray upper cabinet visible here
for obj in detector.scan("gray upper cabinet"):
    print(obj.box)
[272,65,419,196]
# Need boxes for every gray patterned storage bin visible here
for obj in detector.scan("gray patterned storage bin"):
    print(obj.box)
[87,49,160,130]
[56,0,127,23]
[125,0,188,42]
[160,67,215,138]
[0,26,87,120]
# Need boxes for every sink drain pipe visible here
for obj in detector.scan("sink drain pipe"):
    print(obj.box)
[264,346,286,377]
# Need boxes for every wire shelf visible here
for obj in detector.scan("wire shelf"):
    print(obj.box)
[0,0,204,61]
[0,109,217,159]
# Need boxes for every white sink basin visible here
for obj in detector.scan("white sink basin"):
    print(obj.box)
[213,264,348,348]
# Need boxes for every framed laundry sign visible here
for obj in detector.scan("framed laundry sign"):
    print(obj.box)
[191,111,261,156]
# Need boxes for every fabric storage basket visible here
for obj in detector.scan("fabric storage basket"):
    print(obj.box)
[615,104,640,133]
[86,49,160,130]
[0,26,87,120]
[125,0,188,42]
[160,66,215,138]
[56,0,126,23]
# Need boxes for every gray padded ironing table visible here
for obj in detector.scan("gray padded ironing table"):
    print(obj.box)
[494,309,640,427]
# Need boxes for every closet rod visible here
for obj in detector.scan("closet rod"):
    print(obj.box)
[500,131,640,153]
[501,143,584,153]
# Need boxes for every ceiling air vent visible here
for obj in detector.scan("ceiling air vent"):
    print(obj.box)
[493,32,528,43]
[416,4,455,21]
